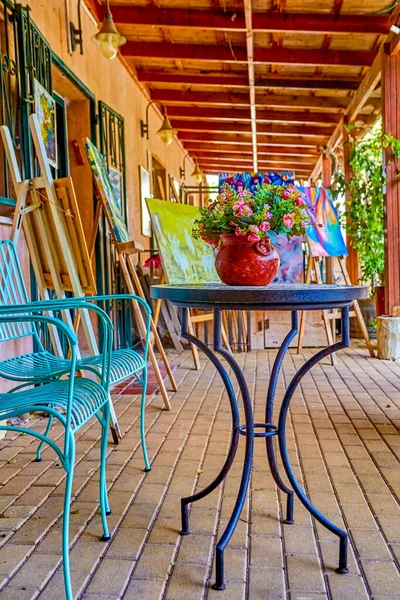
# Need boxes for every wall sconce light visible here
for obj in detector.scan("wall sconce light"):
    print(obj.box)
[68,0,83,54]
[141,100,177,146]
[180,155,203,183]
[180,154,191,179]
[91,0,126,60]
[192,159,203,184]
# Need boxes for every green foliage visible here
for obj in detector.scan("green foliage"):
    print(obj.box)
[193,183,311,246]
[333,120,386,290]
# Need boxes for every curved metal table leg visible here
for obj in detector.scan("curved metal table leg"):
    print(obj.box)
[265,311,298,524]
[278,306,350,574]
[179,308,241,536]
[212,309,254,590]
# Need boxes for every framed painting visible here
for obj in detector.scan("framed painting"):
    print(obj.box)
[83,138,130,244]
[139,165,152,237]
[146,197,220,284]
[34,79,57,169]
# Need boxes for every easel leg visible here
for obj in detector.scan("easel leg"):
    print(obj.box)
[339,257,375,358]
[120,255,173,410]
[297,258,312,355]
[188,311,201,370]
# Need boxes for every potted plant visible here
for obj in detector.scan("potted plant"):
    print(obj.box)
[333,120,385,317]
[192,183,311,286]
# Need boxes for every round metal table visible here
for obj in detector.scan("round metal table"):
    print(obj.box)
[150,283,367,590]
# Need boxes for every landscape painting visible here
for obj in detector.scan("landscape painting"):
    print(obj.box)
[146,198,220,284]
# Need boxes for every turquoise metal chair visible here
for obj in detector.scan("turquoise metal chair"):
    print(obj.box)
[0,240,152,471]
[0,307,113,600]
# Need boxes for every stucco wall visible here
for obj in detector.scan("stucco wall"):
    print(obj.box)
[27,0,197,245]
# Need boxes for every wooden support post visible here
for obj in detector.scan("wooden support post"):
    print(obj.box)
[342,117,360,286]
[382,42,400,315]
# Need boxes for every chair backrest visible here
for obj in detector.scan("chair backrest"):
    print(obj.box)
[0,240,40,344]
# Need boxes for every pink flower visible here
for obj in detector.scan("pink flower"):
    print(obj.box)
[242,205,253,216]
[265,211,272,219]
[247,232,259,243]
[233,199,246,210]
[282,190,291,199]
[295,198,304,207]
[283,214,295,229]
[259,221,271,232]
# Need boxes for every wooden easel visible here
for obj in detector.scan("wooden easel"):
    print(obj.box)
[83,146,177,409]
[1,116,123,441]
[297,251,375,363]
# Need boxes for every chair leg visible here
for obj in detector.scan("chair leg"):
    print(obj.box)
[62,434,76,600]
[36,413,54,461]
[99,401,111,541]
[140,369,151,473]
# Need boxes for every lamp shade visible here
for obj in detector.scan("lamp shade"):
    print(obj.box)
[156,114,177,146]
[91,11,126,60]
[191,160,203,184]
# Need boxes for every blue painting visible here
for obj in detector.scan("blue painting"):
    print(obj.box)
[218,171,296,192]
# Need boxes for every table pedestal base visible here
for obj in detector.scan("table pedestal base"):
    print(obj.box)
[179,307,350,590]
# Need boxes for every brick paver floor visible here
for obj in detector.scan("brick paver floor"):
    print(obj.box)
[0,345,399,599]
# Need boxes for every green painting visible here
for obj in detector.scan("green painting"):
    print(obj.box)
[84,138,130,243]
[146,198,220,284]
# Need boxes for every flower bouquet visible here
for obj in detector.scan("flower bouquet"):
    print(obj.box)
[192,183,312,286]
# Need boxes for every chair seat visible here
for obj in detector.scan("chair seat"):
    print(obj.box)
[0,378,108,431]
[0,351,71,382]
[0,348,146,385]
[79,349,146,385]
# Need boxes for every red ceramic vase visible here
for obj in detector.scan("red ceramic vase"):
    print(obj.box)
[215,233,280,286]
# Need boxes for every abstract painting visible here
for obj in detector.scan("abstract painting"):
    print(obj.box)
[34,79,57,168]
[299,187,348,258]
[146,198,220,284]
[84,138,130,243]
[218,171,296,192]
[269,232,304,284]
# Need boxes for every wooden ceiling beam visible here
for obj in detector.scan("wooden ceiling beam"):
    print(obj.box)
[241,0,256,170]
[110,5,389,35]
[122,42,376,67]
[184,143,320,156]
[154,90,359,110]
[171,119,334,136]
[139,71,362,90]
[195,153,315,165]
[179,132,327,146]
[198,160,312,172]
[166,106,341,124]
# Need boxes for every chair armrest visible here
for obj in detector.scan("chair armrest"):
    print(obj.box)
[0,302,114,386]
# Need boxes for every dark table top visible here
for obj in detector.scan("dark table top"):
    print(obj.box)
[150,283,367,311]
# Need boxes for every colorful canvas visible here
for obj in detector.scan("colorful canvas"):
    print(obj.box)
[84,138,130,243]
[269,232,304,284]
[298,187,348,258]
[146,198,220,284]
[218,171,296,192]
[34,79,57,168]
